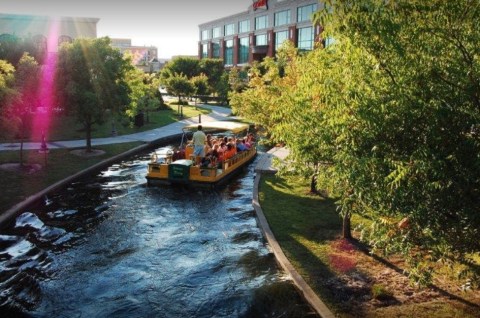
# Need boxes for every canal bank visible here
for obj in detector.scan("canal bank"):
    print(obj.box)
[253,147,335,318]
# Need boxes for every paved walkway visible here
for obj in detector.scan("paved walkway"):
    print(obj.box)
[0,104,232,151]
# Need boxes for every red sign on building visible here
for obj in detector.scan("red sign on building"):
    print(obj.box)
[253,0,268,10]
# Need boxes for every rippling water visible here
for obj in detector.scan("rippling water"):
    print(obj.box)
[0,147,317,317]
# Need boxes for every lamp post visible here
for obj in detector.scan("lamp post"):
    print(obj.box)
[38,130,49,167]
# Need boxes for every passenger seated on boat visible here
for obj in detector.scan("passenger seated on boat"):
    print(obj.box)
[242,137,251,149]
[201,149,219,168]
[246,133,255,147]
[206,134,213,148]
[224,143,236,161]
[236,139,248,152]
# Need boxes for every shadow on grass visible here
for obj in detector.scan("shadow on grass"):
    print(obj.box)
[259,174,480,316]
[259,174,369,316]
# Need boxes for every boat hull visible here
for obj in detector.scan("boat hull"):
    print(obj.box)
[146,148,257,188]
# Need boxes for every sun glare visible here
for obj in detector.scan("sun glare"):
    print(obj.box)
[31,18,60,142]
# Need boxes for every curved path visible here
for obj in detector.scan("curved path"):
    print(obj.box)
[0,104,232,151]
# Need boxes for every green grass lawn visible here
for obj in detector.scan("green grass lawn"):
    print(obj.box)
[0,103,214,213]
[1,104,212,142]
[0,142,144,213]
[258,174,479,318]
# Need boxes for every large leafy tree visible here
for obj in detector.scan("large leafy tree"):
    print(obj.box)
[160,56,200,81]
[55,37,132,152]
[12,53,41,164]
[311,0,480,283]
[199,58,224,94]
[233,0,480,283]
[164,73,194,115]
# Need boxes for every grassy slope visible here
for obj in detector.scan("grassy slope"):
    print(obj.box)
[258,174,479,318]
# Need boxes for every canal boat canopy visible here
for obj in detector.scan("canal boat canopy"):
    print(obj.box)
[146,121,256,187]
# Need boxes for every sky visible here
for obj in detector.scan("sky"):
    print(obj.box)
[0,0,253,59]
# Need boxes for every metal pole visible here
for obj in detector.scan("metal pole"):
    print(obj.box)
[199,114,201,123]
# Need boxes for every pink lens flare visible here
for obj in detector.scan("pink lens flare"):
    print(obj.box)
[30,18,60,143]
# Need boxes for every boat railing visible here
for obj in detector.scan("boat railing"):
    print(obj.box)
[222,148,254,171]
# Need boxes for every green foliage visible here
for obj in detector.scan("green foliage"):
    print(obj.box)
[233,0,480,284]
[198,58,224,93]
[190,73,209,97]
[228,67,248,93]
[0,34,43,67]
[164,73,195,103]
[0,59,19,135]
[160,56,200,81]
[215,72,230,105]
[55,37,133,151]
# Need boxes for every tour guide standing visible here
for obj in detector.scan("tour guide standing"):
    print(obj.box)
[192,125,206,165]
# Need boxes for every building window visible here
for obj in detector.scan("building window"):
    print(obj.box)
[255,15,268,30]
[202,44,208,58]
[239,37,249,64]
[225,39,234,65]
[275,30,289,50]
[255,34,267,46]
[212,41,220,58]
[274,10,291,26]
[239,19,250,34]
[297,3,318,22]
[298,27,314,51]
[225,23,235,36]
[212,27,221,38]
[201,29,209,40]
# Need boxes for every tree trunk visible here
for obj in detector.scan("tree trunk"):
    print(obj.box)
[310,173,318,194]
[343,212,352,239]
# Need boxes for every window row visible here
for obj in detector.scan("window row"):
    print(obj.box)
[201,26,315,63]
[201,3,318,40]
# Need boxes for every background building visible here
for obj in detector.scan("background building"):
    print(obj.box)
[198,0,322,66]
[0,13,99,57]
[110,38,161,73]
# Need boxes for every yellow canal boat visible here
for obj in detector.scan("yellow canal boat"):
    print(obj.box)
[146,121,256,187]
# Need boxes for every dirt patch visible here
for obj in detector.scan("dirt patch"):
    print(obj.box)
[0,163,43,174]
[323,238,480,317]
[70,149,106,157]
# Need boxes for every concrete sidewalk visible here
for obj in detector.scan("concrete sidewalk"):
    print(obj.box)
[0,104,232,151]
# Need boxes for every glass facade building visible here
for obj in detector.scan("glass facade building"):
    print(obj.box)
[198,0,321,66]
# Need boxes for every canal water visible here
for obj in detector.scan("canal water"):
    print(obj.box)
[0,147,317,317]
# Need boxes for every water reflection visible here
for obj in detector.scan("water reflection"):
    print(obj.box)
[0,147,317,317]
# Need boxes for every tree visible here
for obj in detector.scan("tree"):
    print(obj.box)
[228,67,248,94]
[199,58,225,94]
[0,34,41,67]
[190,73,209,103]
[160,56,200,82]
[55,37,132,152]
[233,0,480,284]
[164,73,194,116]
[0,59,19,138]
[311,0,480,283]
[12,53,41,165]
